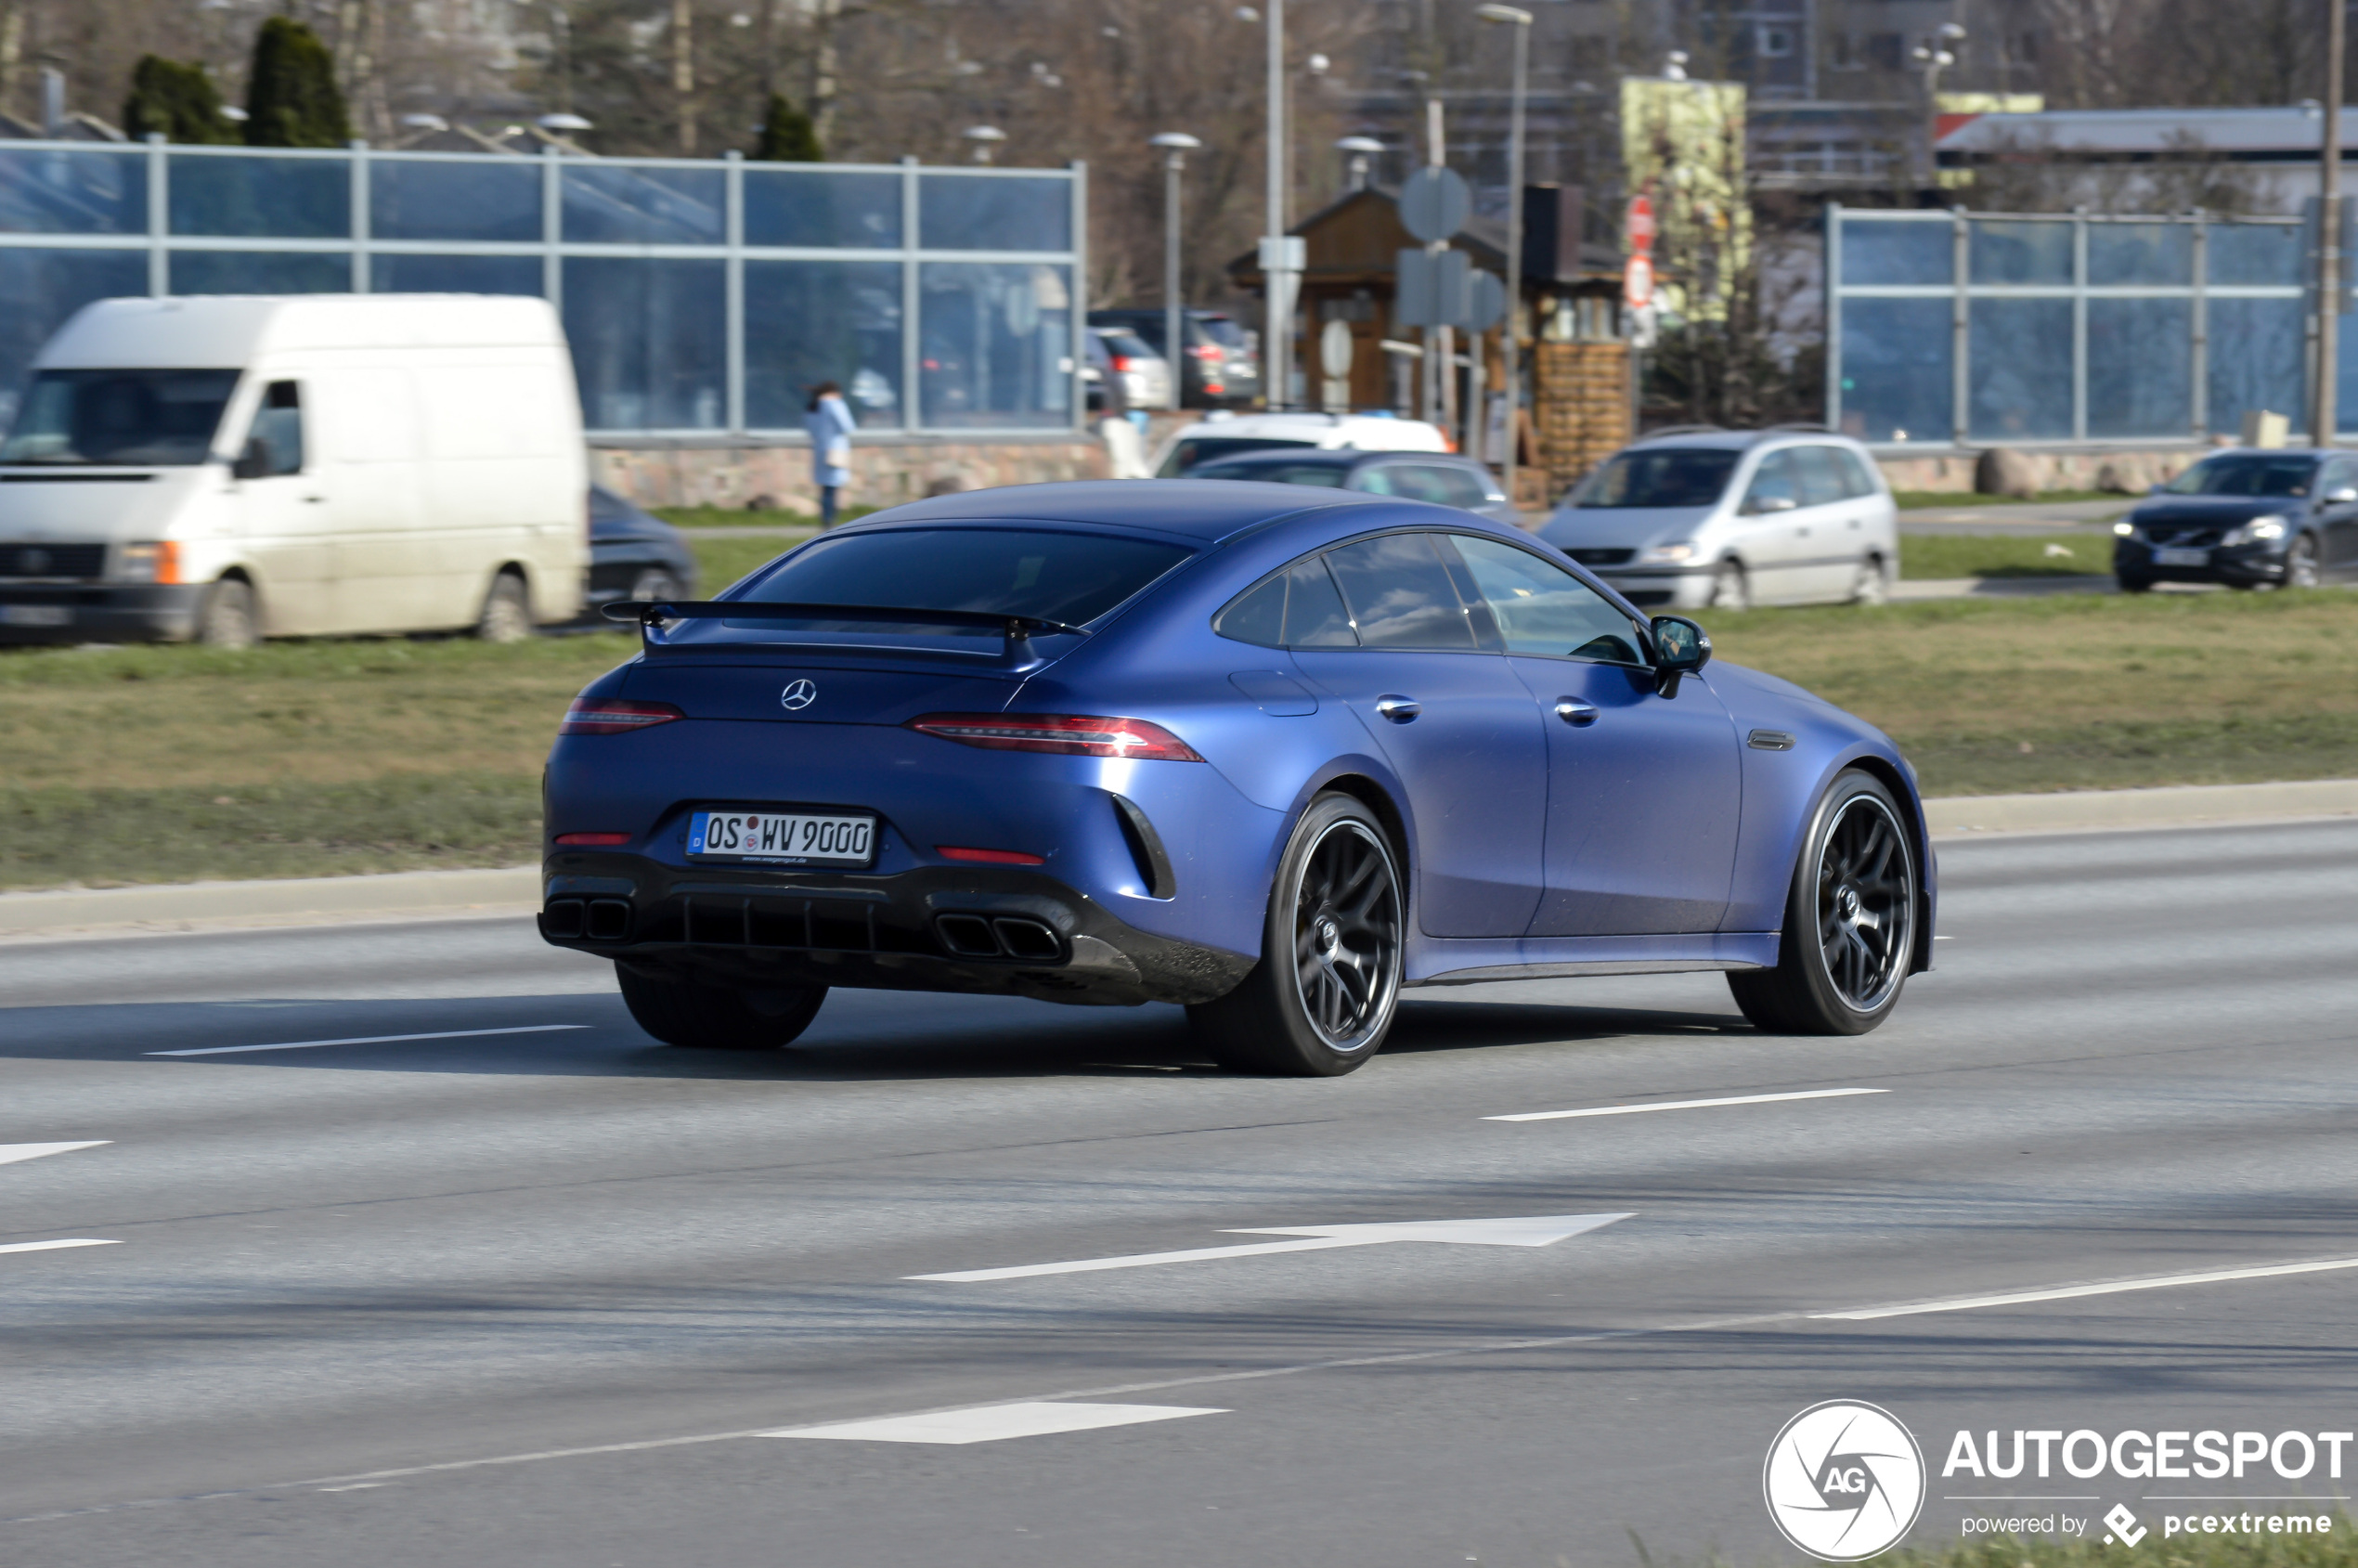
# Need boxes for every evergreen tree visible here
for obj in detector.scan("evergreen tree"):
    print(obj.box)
[751,93,823,162]
[123,57,238,145]
[243,18,352,149]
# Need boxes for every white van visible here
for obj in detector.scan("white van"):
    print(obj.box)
[0,294,587,646]
[1148,411,1454,478]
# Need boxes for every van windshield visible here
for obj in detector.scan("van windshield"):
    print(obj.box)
[1158,436,1314,476]
[0,369,241,466]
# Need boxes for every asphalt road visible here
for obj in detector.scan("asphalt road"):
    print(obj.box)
[5,820,2356,1568]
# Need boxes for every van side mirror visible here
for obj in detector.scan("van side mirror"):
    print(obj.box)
[2327,486,2358,504]
[1649,614,1713,698]
[1744,494,1797,515]
[231,437,271,482]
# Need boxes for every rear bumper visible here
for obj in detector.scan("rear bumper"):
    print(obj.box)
[2113,539,2287,586]
[0,583,202,642]
[539,851,1257,1007]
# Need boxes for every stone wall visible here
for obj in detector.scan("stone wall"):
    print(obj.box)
[591,437,1112,512]
[1872,445,2207,496]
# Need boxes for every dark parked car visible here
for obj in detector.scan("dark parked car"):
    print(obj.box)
[1187,447,1519,525]
[588,486,699,612]
[2114,448,2358,591]
[1087,308,1259,408]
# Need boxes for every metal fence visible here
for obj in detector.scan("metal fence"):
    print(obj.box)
[1826,205,2339,447]
[0,138,1087,441]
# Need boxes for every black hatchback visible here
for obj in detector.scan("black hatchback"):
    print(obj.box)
[2115,449,2358,590]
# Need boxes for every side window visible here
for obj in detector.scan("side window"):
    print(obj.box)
[2321,458,2358,498]
[1794,447,1847,508]
[1445,535,1648,665]
[1407,464,1493,510]
[247,380,304,476]
[1322,532,1478,650]
[1742,448,1800,513]
[1349,464,1400,496]
[1211,555,1358,648]
[1837,447,1883,499]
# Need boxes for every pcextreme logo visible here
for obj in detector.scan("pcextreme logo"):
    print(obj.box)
[1765,1400,1929,1562]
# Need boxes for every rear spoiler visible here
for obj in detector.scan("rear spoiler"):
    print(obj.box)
[599,600,1090,672]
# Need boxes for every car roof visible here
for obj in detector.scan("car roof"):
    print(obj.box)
[834,479,1367,543]
[1194,448,1468,472]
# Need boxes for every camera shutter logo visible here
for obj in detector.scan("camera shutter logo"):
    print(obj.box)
[1763,1400,1925,1562]
[780,680,818,711]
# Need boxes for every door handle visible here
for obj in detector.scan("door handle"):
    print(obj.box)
[1554,698,1599,727]
[303,496,326,503]
[1374,694,1420,723]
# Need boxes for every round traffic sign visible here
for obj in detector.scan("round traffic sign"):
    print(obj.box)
[1624,254,1654,309]
[1465,270,1508,331]
[1399,166,1472,243]
[1626,194,1656,254]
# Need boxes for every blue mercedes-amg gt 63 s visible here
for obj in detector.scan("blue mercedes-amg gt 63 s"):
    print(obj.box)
[539,480,1934,1076]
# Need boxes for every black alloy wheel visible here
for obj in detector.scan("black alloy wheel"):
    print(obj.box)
[1188,794,1404,1075]
[1728,770,1918,1035]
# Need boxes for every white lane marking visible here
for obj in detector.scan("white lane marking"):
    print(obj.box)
[315,1483,390,1493]
[1487,1088,1887,1122]
[0,1141,109,1166]
[1812,1254,2358,1320]
[32,1244,2358,1523]
[908,1212,1631,1282]
[148,1025,590,1057]
[0,1239,120,1256]
[766,1402,1224,1445]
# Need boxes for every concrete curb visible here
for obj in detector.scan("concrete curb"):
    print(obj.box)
[1926,777,2358,838]
[1,778,2352,938]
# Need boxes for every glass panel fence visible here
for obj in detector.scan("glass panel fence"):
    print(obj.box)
[745,168,900,248]
[0,145,1080,436]
[2206,297,2305,437]
[1838,218,1950,285]
[2209,224,2302,287]
[372,159,541,243]
[1967,298,2073,438]
[0,148,145,235]
[170,152,348,239]
[745,259,904,428]
[1971,220,2073,286]
[564,257,728,430]
[2087,297,2192,439]
[2088,223,2190,286]
[918,262,1073,428]
[1836,297,1953,443]
[920,175,1071,252]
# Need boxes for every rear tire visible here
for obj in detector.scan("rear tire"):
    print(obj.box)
[2287,534,2322,589]
[617,966,825,1050]
[1187,794,1404,1076]
[196,576,259,649]
[474,570,533,642]
[1726,770,1918,1036]
[628,567,685,603]
[2117,576,2153,594]
[1849,555,1887,606]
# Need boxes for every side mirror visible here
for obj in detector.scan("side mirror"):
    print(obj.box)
[1745,494,1797,515]
[1649,614,1713,698]
[231,437,270,482]
[2326,486,2358,504]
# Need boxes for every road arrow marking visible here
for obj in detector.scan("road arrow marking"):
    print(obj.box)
[0,1141,109,1167]
[1488,1088,1886,1122]
[908,1212,1632,1282]
[767,1402,1225,1445]
[0,1239,120,1257]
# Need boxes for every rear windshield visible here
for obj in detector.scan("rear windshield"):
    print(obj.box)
[2161,456,2318,497]
[1159,436,1314,477]
[735,526,1191,631]
[1192,460,1350,487]
[1572,447,1742,509]
[0,369,240,466]
[1197,316,1250,349]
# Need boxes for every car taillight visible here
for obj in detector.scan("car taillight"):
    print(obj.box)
[937,845,1047,865]
[1189,344,1220,360]
[1111,355,1134,371]
[554,831,632,846]
[560,698,683,735]
[907,713,1203,761]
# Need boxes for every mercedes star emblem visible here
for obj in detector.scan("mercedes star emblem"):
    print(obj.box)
[780,679,818,711]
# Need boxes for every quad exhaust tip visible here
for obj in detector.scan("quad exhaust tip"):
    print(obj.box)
[934,914,1064,963]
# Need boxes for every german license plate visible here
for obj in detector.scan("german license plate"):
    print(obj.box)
[0,604,70,627]
[688,809,875,866]
[2154,547,2209,567]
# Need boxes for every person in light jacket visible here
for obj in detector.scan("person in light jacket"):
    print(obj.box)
[805,381,856,528]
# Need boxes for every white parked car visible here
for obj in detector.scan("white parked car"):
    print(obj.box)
[1149,411,1454,478]
[1539,428,1898,611]
[0,292,587,647]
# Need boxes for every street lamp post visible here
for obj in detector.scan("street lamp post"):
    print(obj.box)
[1262,0,1296,410]
[2318,1,2347,445]
[1477,4,1532,511]
[961,124,1006,165]
[1337,135,1384,191]
[1150,132,1201,412]
[1911,22,1964,185]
